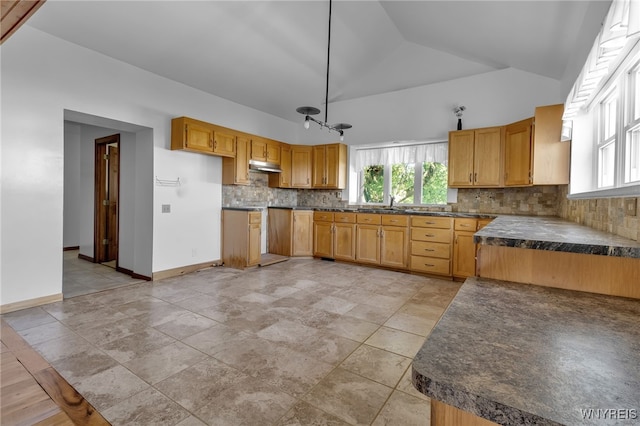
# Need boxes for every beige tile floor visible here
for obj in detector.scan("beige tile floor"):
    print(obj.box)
[2,258,461,426]
[63,250,146,298]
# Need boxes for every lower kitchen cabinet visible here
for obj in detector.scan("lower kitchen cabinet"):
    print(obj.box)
[222,209,262,269]
[355,214,408,269]
[410,216,453,276]
[313,212,357,261]
[268,208,313,257]
[452,218,478,278]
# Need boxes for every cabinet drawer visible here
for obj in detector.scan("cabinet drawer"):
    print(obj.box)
[357,213,381,225]
[249,212,262,224]
[411,241,450,259]
[381,215,409,227]
[410,256,450,275]
[454,218,477,231]
[314,212,334,222]
[477,218,493,230]
[411,216,452,229]
[334,212,356,223]
[411,227,451,243]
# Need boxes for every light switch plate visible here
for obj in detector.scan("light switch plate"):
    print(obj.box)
[162,204,171,213]
[624,198,637,216]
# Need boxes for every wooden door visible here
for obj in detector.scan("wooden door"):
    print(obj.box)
[312,145,326,187]
[380,226,408,268]
[94,134,120,263]
[504,118,533,186]
[291,146,312,187]
[473,127,503,186]
[213,130,236,157]
[448,130,475,187]
[334,223,356,261]
[313,221,334,258]
[356,225,380,265]
[185,121,213,152]
[292,211,313,256]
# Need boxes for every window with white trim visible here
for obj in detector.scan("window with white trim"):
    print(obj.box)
[356,142,449,205]
[597,89,618,188]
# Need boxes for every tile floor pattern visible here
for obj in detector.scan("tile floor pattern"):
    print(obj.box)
[63,250,146,298]
[2,258,461,426]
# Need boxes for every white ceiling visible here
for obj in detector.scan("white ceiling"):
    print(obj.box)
[25,0,611,124]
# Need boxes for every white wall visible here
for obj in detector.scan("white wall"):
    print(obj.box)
[63,123,81,248]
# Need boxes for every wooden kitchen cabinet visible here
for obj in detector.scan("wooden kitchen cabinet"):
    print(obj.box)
[312,143,347,189]
[291,145,313,188]
[452,218,478,279]
[355,214,408,269]
[504,118,533,186]
[251,138,281,165]
[269,143,291,188]
[448,127,503,187]
[531,104,570,185]
[171,117,236,158]
[222,136,250,185]
[268,208,313,257]
[213,130,237,157]
[313,211,334,258]
[410,216,453,276]
[222,209,262,269]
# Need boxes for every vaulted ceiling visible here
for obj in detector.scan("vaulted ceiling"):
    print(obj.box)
[24,1,611,123]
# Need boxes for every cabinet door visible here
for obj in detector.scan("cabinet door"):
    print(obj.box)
[453,231,477,278]
[213,131,236,157]
[314,221,334,258]
[270,144,291,188]
[334,223,356,261]
[267,140,281,165]
[380,226,408,268]
[251,138,267,161]
[356,225,381,265]
[324,144,341,188]
[248,222,262,266]
[292,211,313,256]
[312,145,326,187]
[185,121,214,153]
[504,118,533,186]
[291,146,312,188]
[474,127,503,186]
[235,136,250,185]
[448,130,475,187]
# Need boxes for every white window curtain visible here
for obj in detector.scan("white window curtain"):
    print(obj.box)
[355,142,448,171]
[563,0,640,120]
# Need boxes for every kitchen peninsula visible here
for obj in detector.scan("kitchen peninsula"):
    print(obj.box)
[412,215,640,425]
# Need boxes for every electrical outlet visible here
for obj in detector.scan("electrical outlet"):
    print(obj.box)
[624,198,637,216]
[162,204,171,213]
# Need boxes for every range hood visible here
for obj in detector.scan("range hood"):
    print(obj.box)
[249,159,282,173]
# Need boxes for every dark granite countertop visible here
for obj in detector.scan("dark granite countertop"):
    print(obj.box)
[412,277,640,426]
[475,215,640,258]
[267,206,314,210]
[310,206,495,219]
[222,206,265,212]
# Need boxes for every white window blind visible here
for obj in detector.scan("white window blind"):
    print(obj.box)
[355,142,448,171]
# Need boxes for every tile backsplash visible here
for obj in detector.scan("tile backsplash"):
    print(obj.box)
[223,171,639,241]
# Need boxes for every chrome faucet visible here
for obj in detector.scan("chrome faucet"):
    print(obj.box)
[389,196,395,208]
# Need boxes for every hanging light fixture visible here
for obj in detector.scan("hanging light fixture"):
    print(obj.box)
[296,0,351,141]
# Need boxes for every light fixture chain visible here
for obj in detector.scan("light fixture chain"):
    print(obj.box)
[325,0,332,124]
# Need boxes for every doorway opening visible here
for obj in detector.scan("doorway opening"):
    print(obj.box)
[94,134,120,268]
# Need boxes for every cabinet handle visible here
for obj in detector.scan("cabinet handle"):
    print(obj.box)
[469,173,472,183]
[474,172,477,182]
[307,178,309,184]
[390,219,398,222]
[424,248,435,252]
[209,138,213,148]
[460,224,471,227]
[426,221,435,225]
[426,234,435,237]
[214,140,217,150]
[424,263,435,267]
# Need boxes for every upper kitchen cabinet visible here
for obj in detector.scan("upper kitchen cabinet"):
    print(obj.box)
[269,144,291,188]
[171,117,235,158]
[222,136,250,185]
[312,143,347,189]
[504,118,533,186]
[505,104,569,186]
[531,104,570,185]
[448,127,503,187]
[291,145,313,188]
[251,138,281,165]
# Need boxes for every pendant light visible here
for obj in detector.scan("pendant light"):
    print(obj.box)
[296,0,351,141]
